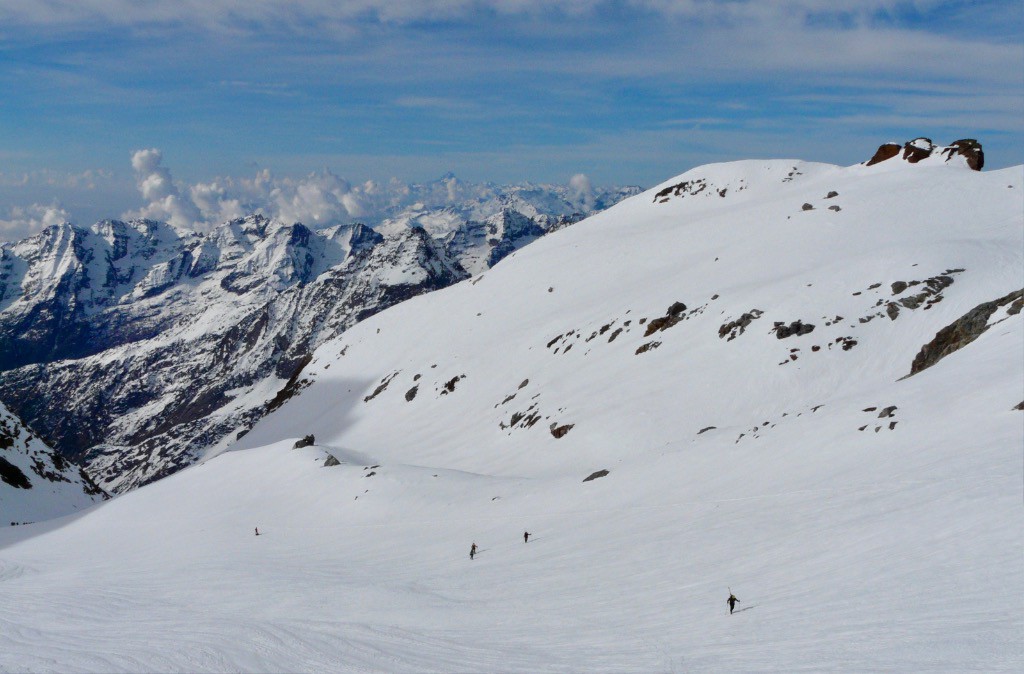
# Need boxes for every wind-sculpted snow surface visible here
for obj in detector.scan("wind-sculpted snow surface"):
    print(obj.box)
[0,151,1020,671]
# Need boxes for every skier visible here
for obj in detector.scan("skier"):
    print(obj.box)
[727,592,740,614]
[255,527,260,536]
[523,531,531,543]
[470,542,477,560]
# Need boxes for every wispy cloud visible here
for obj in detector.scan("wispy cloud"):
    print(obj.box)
[0,0,1019,232]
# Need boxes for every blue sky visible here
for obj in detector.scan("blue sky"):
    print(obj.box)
[0,0,1021,238]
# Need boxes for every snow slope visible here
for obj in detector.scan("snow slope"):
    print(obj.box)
[0,151,1020,671]
[0,178,637,492]
[0,402,104,525]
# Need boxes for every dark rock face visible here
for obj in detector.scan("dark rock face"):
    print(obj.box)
[902,137,935,163]
[907,288,1023,376]
[866,143,901,166]
[550,423,574,438]
[945,139,984,171]
[0,456,31,489]
[583,469,609,482]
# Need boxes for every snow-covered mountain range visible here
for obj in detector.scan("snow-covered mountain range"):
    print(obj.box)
[0,179,637,493]
[0,138,1020,671]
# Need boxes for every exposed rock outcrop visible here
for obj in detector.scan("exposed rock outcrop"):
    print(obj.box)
[774,320,815,339]
[0,401,105,523]
[907,288,1023,377]
[865,138,984,171]
[644,301,687,336]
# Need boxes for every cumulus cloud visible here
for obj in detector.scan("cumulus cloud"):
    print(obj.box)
[124,148,203,229]
[271,171,358,226]
[104,149,619,235]
[121,149,384,230]
[568,173,595,211]
[0,203,72,240]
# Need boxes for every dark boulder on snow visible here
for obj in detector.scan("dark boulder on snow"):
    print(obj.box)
[644,301,687,336]
[719,309,763,340]
[583,469,609,482]
[293,434,315,449]
[550,423,575,438]
[773,320,815,339]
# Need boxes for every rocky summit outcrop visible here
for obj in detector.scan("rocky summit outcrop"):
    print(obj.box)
[865,138,984,170]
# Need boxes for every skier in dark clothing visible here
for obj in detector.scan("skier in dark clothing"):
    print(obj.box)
[255,527,260,536]
[727,593,740,614]
[470,543,477,560]
[523,531,530,543]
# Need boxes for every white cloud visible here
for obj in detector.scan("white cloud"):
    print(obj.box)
[568,173,594,211]
[0,203,72,240]
[118,150,399,230]
[124,148,202,229]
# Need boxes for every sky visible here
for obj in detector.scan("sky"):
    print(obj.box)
[0,0,1021,239]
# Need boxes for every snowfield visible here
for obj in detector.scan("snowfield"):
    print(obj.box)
[1,151,1021,672]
